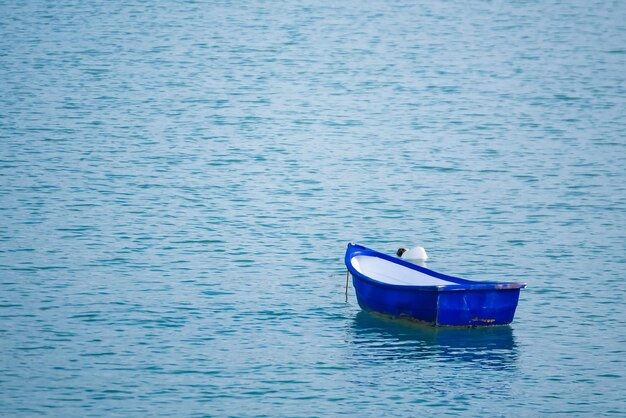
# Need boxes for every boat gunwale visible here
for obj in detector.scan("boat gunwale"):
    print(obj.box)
[345,243,526,292]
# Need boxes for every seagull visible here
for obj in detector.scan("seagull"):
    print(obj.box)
[396,246,428,262]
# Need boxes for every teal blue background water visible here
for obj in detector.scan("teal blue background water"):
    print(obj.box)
[1,1,626,416]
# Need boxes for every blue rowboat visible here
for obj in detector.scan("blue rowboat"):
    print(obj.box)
[345,243,526,327]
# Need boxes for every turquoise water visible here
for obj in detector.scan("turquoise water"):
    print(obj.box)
[1,0,625,416]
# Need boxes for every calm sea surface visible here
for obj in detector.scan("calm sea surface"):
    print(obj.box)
[1,1,625,416]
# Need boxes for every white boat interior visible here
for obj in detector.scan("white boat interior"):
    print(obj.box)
[351,255,455,286]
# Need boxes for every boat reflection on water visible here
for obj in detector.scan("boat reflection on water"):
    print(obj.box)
[349,311,519,370]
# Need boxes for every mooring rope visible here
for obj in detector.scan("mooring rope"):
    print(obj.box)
[345,270,350,303]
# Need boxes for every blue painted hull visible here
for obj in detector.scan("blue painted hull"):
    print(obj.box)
[345,244,525,327]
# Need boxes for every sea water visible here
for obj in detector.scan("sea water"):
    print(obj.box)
[1,1,625,416]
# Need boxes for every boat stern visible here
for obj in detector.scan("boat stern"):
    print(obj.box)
[436,288,522,326]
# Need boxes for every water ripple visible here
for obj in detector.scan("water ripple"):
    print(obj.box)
[1,0,625,416]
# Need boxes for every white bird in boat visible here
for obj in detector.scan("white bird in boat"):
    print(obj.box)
[396,246,428,263]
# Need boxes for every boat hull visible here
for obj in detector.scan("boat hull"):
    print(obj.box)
[346,244,525,327]
[353,277,522,326]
